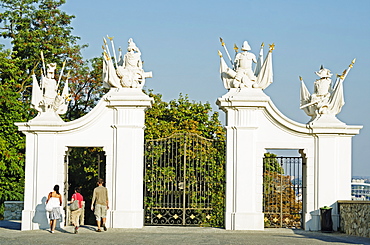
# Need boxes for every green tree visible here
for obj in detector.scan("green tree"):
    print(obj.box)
[0,45,27,219]
[65,56,108,121]
[0,86,26,219]
[145,91,225,140]
[264,153,284,174]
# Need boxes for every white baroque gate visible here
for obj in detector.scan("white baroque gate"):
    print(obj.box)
[16,88,153,230]
[217,88,362,231]
[16,38,362,232]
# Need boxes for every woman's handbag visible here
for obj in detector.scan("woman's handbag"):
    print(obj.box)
[70,200,79,211]
[45,201,53,212]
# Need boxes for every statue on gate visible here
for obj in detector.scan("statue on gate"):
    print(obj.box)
[299,59,356,122]
[102,36,152,89]
[218,38,274,90]
[31,53,71,115]
[232,41,257,88]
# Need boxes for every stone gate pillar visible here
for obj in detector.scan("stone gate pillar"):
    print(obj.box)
[105,88,153,228]
[217,88,269,230]
[16,113,67,231]
[305,119,360,231]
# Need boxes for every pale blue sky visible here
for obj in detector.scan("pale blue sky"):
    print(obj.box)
[60,0,370,176]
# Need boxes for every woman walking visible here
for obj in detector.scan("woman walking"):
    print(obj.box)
[70,187,84,234]
[46,185,62,233]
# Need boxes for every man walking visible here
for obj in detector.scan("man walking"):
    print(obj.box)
[91,178,109,232]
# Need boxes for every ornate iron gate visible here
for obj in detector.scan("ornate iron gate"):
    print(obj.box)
[144,133,224,226]
[263,156,304,228]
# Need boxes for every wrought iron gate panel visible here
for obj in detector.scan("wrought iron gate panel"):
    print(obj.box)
[144,133,218,226]
[263,156,304,228]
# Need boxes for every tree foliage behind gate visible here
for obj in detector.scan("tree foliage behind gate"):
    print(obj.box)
[144,91,226,227]
[263,154,303,228]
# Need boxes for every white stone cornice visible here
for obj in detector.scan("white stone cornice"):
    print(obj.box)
[105,88,153,108]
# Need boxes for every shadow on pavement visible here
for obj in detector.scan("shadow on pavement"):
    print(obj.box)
[79,225,97,232]
[0,220,21,230]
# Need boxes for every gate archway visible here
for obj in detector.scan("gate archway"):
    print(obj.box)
[65,147,106,226]
[143,133,225,226]
[263,154,304,228]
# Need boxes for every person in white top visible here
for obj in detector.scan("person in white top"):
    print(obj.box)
[46,185,62,233]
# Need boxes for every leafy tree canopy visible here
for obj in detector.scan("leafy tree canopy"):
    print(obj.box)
[145,90,225,141]
[264,152,284,174]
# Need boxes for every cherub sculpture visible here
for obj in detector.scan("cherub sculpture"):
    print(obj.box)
[300,60,355,121]
[218,38,274,90]
[102,37,152,89]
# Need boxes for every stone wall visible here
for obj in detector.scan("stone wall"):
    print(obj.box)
[4,201,24,220]
[338,200,370,238]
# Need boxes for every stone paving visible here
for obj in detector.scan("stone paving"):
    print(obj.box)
[1,220,370,245]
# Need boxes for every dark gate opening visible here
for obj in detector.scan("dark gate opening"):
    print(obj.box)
[263,152,304,228]
[144,133,225,226]
[66,147,106,226]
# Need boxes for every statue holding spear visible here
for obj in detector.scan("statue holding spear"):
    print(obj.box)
[31,52,71,114]
[299,59,355,121]
[218,38,273,90]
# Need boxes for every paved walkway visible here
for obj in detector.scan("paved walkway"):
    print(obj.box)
[1,220,370,245]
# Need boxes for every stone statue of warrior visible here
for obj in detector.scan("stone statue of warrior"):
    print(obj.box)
[116,38,145,88]
[218,38,274,90]
[31,59,70,115]
[300,59,355,122]
[102,37,152,89]
[233,41,258,88]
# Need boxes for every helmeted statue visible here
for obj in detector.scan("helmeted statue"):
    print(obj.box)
[300,60,355,122]
[233,41,257,88]
[42,63,58,107]
[102,37,152,89]
[31,60,70,115]
[218,38,274,90]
